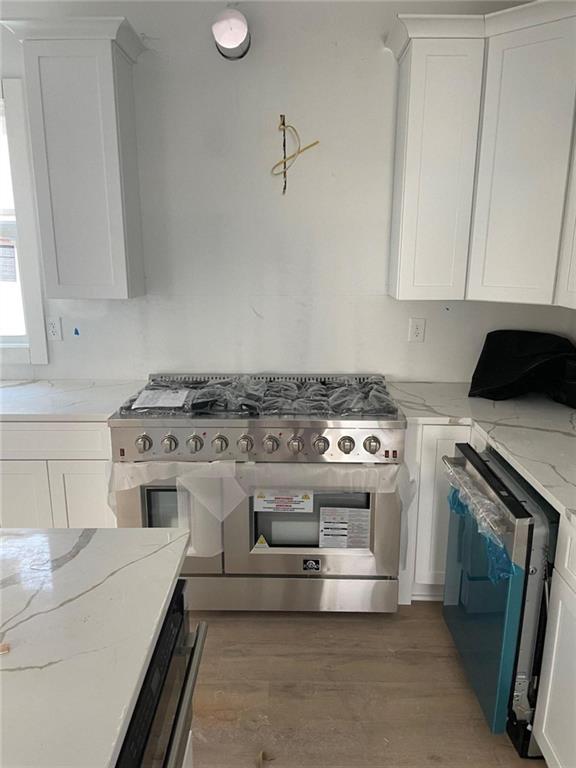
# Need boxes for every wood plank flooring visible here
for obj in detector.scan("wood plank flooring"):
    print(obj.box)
[188,603,533,768]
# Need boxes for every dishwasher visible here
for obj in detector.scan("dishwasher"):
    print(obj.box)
[442,443,558,758]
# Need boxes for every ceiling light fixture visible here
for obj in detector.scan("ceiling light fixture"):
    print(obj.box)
[212,9,250,60]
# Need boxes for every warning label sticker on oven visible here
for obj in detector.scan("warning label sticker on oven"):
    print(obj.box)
[319,508,371,549]
[253,490,314,514]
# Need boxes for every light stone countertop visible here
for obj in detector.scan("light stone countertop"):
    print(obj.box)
[0,378,573,517]
[0,527,189,768]
[0,379,144,421]
[388,382,576,519]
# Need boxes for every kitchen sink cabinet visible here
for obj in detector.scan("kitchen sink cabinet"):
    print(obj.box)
[388,36,484,300]
[0,460,53,527]
[413,424,471,598]
[467,17,576,305]
[3,18,145,299]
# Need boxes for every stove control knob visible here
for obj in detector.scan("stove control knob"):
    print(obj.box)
[186,435,204,454]
[313,436,330,455]
[237,435,254,453]
[363,436,381,455]
[338,436,355,455]
[161,435,178,454]
[287,436,304,455]
[135,434,153,454]
[263,435,280,454]
[212,435,229,454]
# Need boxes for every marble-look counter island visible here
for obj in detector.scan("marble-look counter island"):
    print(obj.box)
[0,528,189,768]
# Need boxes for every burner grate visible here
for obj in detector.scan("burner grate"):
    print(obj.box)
[149,373,385,385]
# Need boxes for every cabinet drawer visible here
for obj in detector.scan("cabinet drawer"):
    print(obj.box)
[556,512,576,594]
[0,422,111,460]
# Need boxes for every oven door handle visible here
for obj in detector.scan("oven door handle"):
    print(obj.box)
[164,621,208,768]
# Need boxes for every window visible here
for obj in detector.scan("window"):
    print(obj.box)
[0,79,47,365]
[1,99,27,340]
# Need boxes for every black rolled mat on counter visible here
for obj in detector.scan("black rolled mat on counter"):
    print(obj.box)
[469,330,576,406]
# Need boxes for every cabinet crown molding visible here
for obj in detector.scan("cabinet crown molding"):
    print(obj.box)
[1,17,145,61]
[385,2,576,60]
[385,14,485,59]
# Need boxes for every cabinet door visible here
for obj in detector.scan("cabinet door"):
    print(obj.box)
[48,461,116,528]
[389,39,484,300]
[22,38,144,299]
[555,134,576,309]
[467,18,576,304]
[0,461,53,527]
[415,425,470,587]
[533,570,576,768]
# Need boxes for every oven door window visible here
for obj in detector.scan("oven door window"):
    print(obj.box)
[252,492,371,549]
[145,488,180,529]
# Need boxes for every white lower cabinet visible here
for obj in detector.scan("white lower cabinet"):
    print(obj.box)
[414,425,470,595]
[48,461,115,528]
[0,460,53,527]
[534,569,576,768]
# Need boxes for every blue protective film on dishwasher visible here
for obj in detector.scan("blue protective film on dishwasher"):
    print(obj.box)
[448,487,516,584]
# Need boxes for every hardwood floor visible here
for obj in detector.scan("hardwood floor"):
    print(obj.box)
[189,603,532,768]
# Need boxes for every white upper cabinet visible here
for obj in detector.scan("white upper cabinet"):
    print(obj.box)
[467,17,576,304]
[555,133,576,309]
[3,18,146,299]
[388,21,484,300]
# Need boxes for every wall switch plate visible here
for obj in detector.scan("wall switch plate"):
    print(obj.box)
[46,317,62,341]
[408,317,426,343]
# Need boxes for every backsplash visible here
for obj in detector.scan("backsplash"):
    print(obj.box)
[1,0,572,381]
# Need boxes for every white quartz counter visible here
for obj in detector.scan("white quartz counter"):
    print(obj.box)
[388,382,576,519]
[0,380,144,421]
[0,528,189,768]
[0,379,573,517]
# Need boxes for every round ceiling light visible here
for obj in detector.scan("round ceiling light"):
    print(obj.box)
[211,9,250,60]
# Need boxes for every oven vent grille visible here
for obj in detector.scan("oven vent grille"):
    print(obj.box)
[149,373,385,385]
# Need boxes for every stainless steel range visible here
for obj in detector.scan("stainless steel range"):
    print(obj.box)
[110,373,406,463]
[109,374,407,612]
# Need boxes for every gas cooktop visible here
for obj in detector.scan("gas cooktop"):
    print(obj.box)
[109,373,406,464]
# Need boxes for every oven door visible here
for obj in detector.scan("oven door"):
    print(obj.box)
[223,488,400,577]
[115,481,223,576]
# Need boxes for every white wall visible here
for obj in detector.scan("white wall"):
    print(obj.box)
[1,1,574,382]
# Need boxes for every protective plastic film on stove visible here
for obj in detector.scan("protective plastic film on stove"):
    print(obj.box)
[108,461,413,559]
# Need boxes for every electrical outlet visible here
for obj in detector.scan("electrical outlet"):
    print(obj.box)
[46,317,62,341]
[408,317,426,343]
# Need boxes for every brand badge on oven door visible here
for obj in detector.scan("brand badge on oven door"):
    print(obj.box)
[303,558,321,572]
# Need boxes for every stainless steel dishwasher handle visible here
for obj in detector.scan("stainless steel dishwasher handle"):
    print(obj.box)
[164,621,208,768]
[441,446,531,552]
